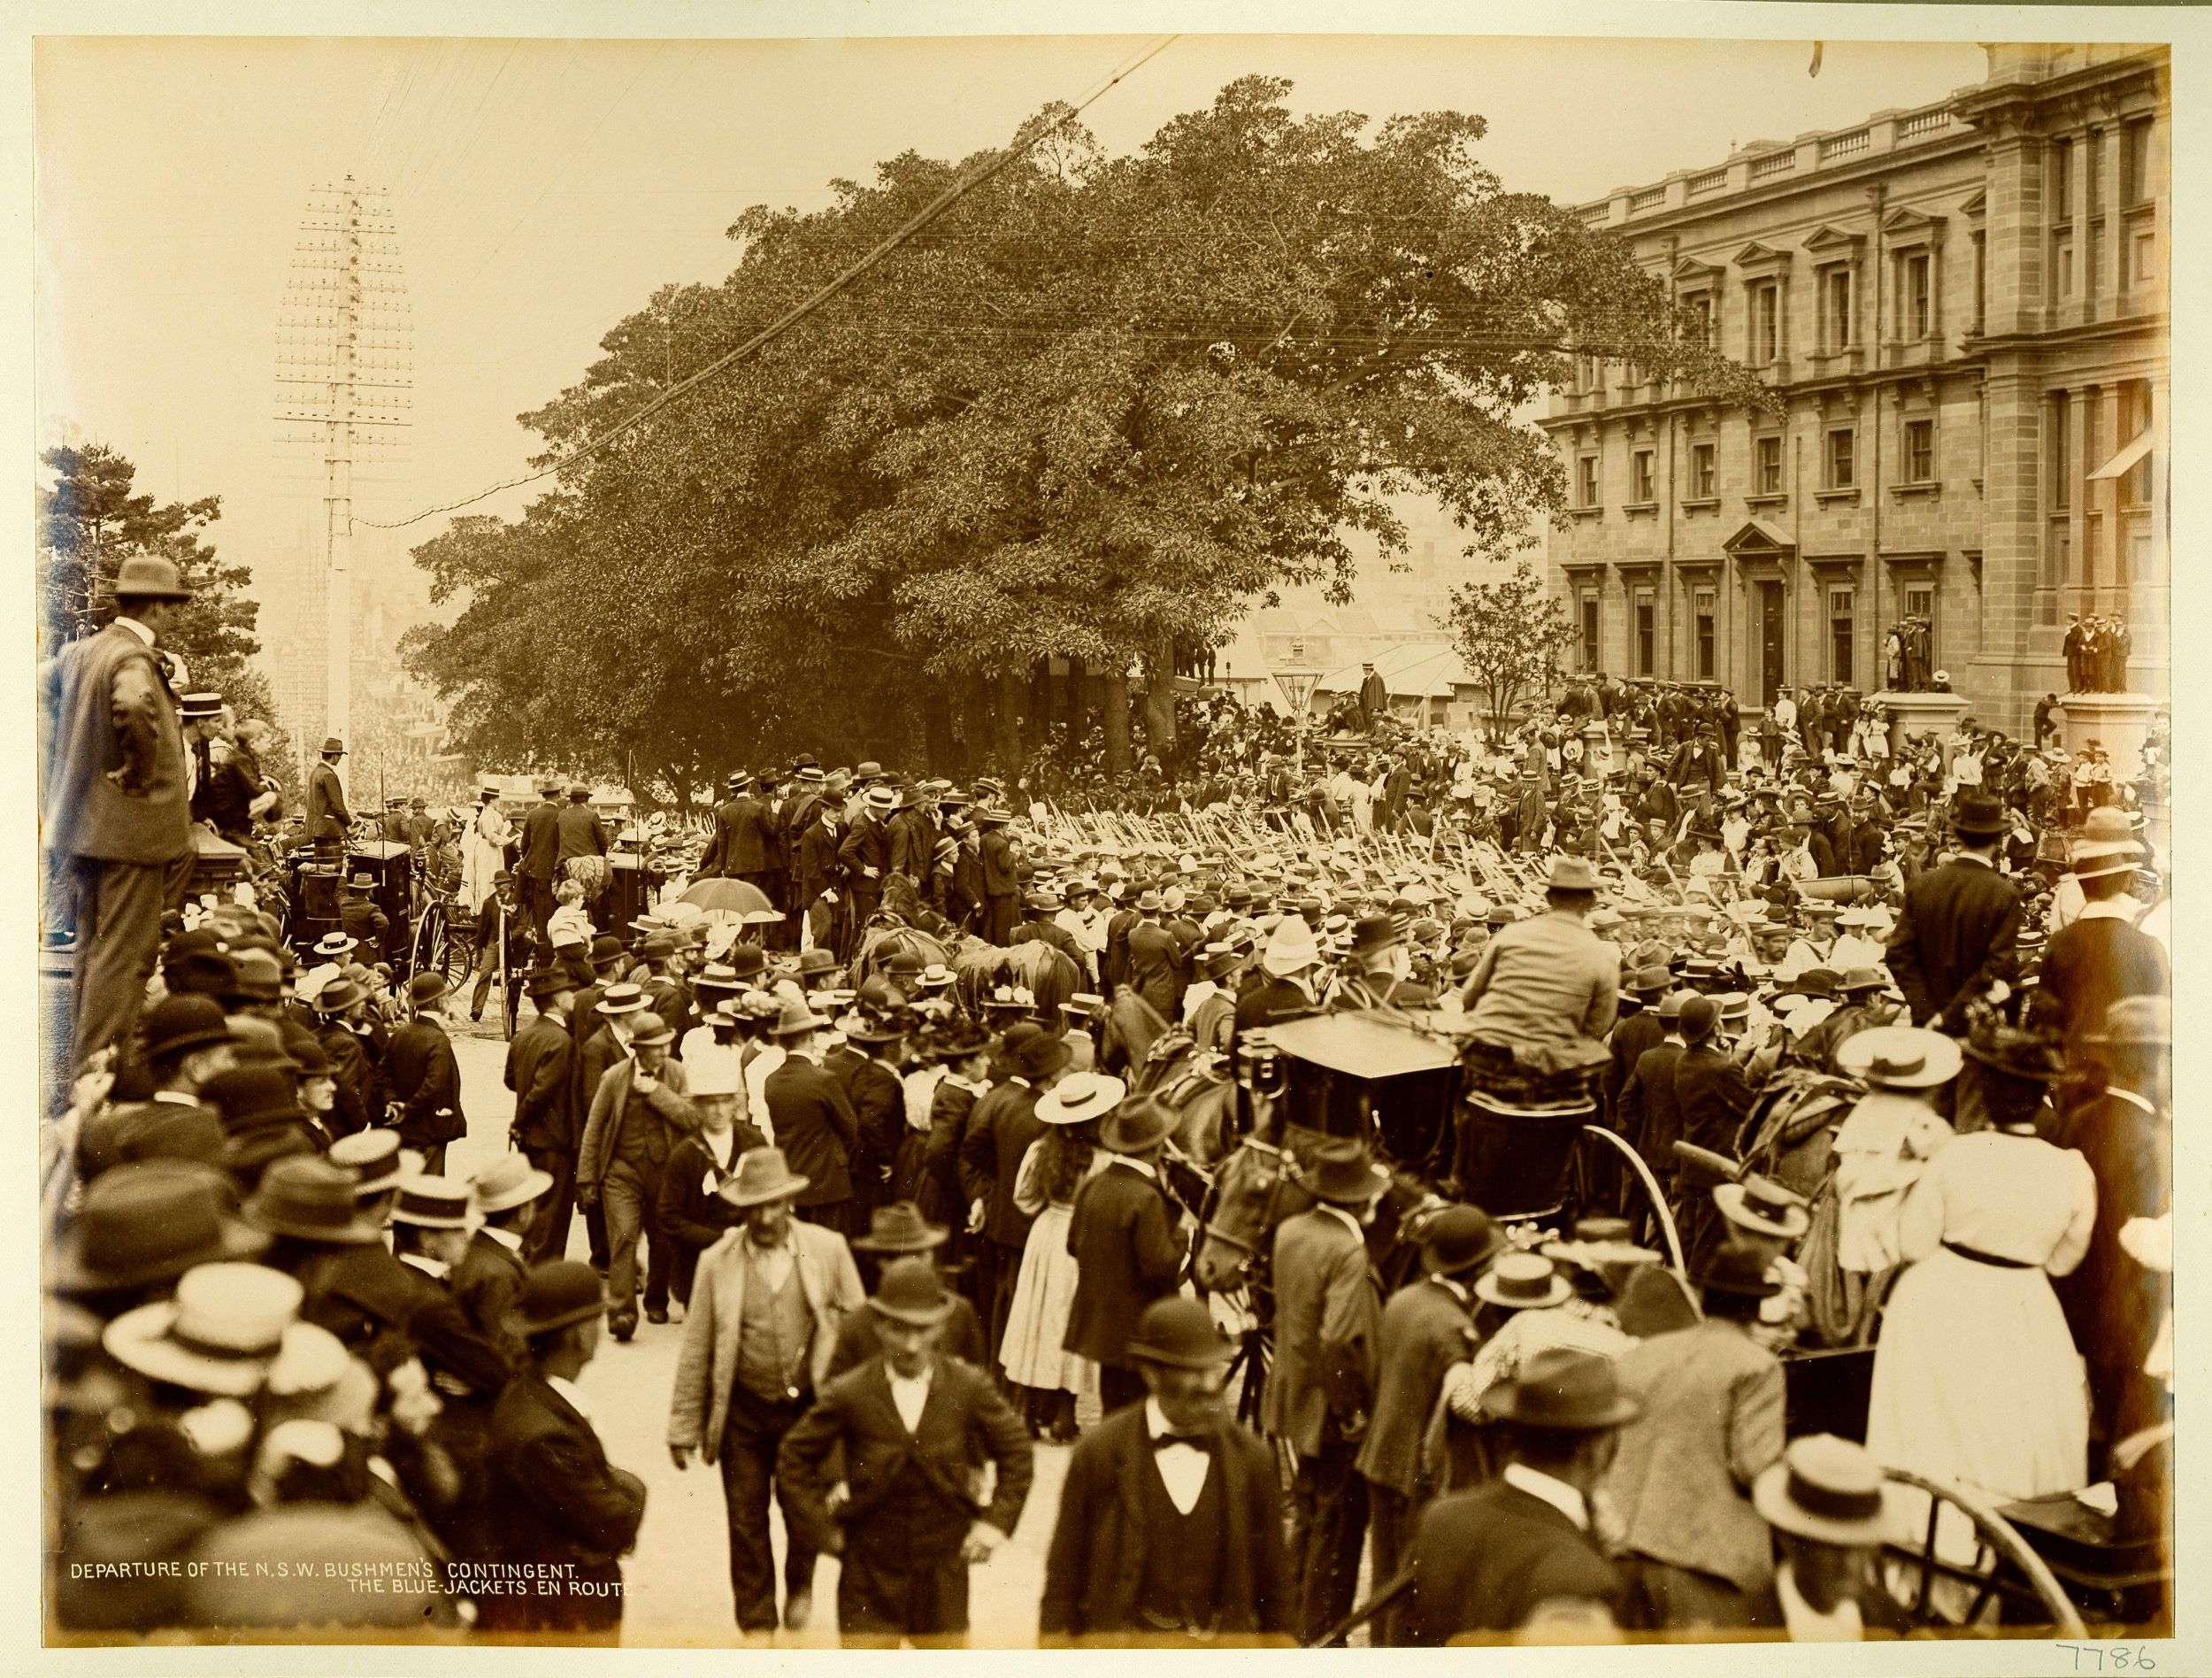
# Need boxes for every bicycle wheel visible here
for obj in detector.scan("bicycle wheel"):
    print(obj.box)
[497,941,516,1041]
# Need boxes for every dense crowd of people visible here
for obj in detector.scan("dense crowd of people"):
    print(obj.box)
[40,556,2170,1646]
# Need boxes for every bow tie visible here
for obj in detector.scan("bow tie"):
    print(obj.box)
[1153,1428,1213,1450]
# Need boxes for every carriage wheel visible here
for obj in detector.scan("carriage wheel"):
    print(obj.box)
[498,939,516,1042]
[412,902,448,988]
[1879,1467,2086,1636]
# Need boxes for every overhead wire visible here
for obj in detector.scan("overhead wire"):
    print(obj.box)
[359,32,1179,531]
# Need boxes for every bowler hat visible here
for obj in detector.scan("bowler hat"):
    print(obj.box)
[1299,1139,1391,1205]
[408,971,448,1008]
[511,1259,609,1337]
[1752,1434,1896,1545]
[867,1256,956,1326]
[627,1011,674,1048]
[111,554,195,600]
[1677,993,1723,1042]
[242,1158,387,1244]
[1420,1205,1503,1277]
[202,1065,312,1133]
[224,946,284,1004]
[1348,913,1408,958]
[851,1201,949,1254]
[589,933,626,968]
[50,1160,269,1296]
[718,1146,810,1207]
[1478,1346,1641,1429]
[1949,791,2007,838]
[142,994,237,1062]
[1126,1296,1235,1369]
[1694,1242,1782,1298]
[319,737,347,757]
[470,1151,554,1216]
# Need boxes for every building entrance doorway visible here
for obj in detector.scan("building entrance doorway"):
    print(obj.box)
[1756,581,1786,708]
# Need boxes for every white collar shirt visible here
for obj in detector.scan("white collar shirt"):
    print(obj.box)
[482,1224,525,1253]
[888,1363,934,1434]
[1502,1461,1590,1532]
[549,1374,592,1421]
[1319,1203,1365,1248]
[1145,1397,1212,1514]
[1113,1155,1158,1182]
[1775,1560,1864,1641]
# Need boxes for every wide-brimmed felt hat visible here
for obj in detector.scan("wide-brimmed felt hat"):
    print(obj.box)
[1479,1347,1641,1430]
[718,1146,811,1208]
[2070,805,2143,870]
[769,996,829,1037]
[242,1157,387,1244]
[868,1255,957,1326]
[851,1201,949,1253]
[1036,1072,1125,1127]
[1694,1242,1782,1298]
[311,977,364,1015]
[524,966,574,1002]
[102,1261,304,1397]
[1546,856,1600,892]
[1752,1434,1898,1545]
[111,553,195,600]
[1299,1139,1391,1205]
[1836,1025,1962,1089]
[1127,1296,1235,1369]
[1474,1251,1575,1310]
[1099,1090,1179,1154]
[511,1259,609,1338]
[796,948,841,978]
[1835,967,1887,996]
[1627,966,1671,997]
[1420,1205,1502,1277]
[1715,1174,1812,1240]
[51,1160,270,1295]
[201,1065,311,1133]
[1949,791,2007,838]
[1010,1029,1072,1082]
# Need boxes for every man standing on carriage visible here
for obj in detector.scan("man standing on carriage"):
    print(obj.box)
[518,780,564,948]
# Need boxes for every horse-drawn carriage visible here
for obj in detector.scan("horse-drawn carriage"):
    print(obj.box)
[279,837,420,974]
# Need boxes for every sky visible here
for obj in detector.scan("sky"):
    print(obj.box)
[34,33,1992,611]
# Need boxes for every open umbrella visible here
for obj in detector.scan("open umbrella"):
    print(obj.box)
[680,878,773,917]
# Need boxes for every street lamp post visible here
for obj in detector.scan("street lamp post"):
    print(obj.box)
[1272,637,1323,782]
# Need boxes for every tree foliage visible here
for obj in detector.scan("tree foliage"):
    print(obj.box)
[406,76,1758,786]
[1440,559,1571,743]
[38,443,260,681]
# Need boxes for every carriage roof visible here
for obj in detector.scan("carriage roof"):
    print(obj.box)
[1256,1011,1462,1079]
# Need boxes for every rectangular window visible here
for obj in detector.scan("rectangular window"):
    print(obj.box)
[1826,428,1855,489]
[1971,231,1986,334]
[1904,418,1934,483]
[1904,583,1934,621]
[1829,588,1855,683]
[1577,454,1600,507]
[1685,293,1713,348]
[1579,594,1600,672]
[1693,588,1717,681]
[2051,396,2071,510]
[1755,435,1783,496]
[2083,398,2102,514]
[2124,117,2154,205]
[2055,137,2075,222]
[2120,380,2152,507]
[1902,253,1932,339]
[1821,266,1853,352]
[1692,442,1716,499]
[2055,235,2075,301]
[2088,129,2105,217]
[1749,281,1779,364]
[1634,594,1656,677]
[1632,449,1655,503]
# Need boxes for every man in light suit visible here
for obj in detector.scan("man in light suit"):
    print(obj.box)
[1604,1243,1786,1628]
[39,554,197,1072]
[667,1146,866,1636]
[777,1257,1032,1647]
[1263,1141,1387,1646]
[576,1011,698,1338]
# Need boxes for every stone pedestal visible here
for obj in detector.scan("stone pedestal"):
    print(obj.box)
[2055,691,2162,781]
[1872,689,1971,758]
[1582,720,1613,781]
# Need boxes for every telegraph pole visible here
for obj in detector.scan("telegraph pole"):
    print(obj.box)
[276,175,411,756]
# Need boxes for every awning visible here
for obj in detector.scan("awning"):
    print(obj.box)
[2088,428,2154,481]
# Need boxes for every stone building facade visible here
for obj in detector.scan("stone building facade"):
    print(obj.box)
[1541,43,2169,735]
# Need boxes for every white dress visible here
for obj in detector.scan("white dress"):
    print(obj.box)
[461,804,515,913]
[998,1142,1101,1396]
[1866,1128,2095,1609]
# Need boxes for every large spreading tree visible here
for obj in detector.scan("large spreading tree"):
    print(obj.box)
[407,76,1757,795]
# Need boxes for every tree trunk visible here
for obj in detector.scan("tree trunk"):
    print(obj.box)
[994,670,1025,774]
[962,674,992,776]
[922,688,956,776]
[1102,667,1131,777]
[1065,656,1089,738]
[1140,642,1177,760]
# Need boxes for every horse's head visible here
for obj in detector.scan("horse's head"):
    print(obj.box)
[1194,1135,1290,1293]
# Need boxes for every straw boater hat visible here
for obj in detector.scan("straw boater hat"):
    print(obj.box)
[1035,1073,1125,1127]
[1474,1251,1574,1311]
[390,1175,473,1231]
[328,1129,424,1198]
[1715,1174,1812,1241]
[1835,1025,1962,1090]
[1752,1434,1898,1545]
[102,1262,313,1399]
[470,1152,554,1217]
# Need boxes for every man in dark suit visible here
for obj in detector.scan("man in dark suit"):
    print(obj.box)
[1233,914,1324,1042]
[38,554,197,1072]
[1124,893,1184,1020]
[887,785,935,884]
[777,1258,1033,1647]
[1885,791,2022,1029]
[975,807,1019,946]
[557,784,610,866]
[1042,1297,1292,1645]
[386,971,465,1175]
[1402,1349,1640,1643]
[480,1261,647,1638]
[1357,1207,1497,1643]
[1618,991,1688,1203]
[838,786,896,940]
[761,1001,864,1238]
[795,797,844,957]
[2038,843,2168,1056]
[698,773,748,878]
[454,1151,549,1364]
[304,735,351,866]
[1671,996,1778,1264]
[956,1025,1071,1371]
[1264,1142,1387,1646]
[1064,1089,1187,1415]
[841,1019,909,1225]
[518,781,565,948]
[721,775,780,905]
[507,968,581,1263]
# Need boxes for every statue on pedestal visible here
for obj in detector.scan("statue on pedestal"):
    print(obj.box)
[1886,616,1935,691]
[2063,613,2133,693]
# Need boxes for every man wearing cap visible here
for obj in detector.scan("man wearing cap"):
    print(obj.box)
[1266,1141,1389,1644]
[1403,1349,1641,1641]
[777,1256,1033,1646]
[1604,1243,1786,1628]
[480,1260,647,1637]
[1064,1091,1188,1415]
[669,1146,867,1636]
[578,1011,699,1338]
[1042,1295,1291,1644]
[1358,1205,1498,1643]
[1884,789,2021,1029]
[40,553,199,1072]
[386,973,464,1175]
[517,781,565,949]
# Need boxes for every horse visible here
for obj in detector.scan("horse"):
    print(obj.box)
[849,923,956,990]
[946,938,1082,1020]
